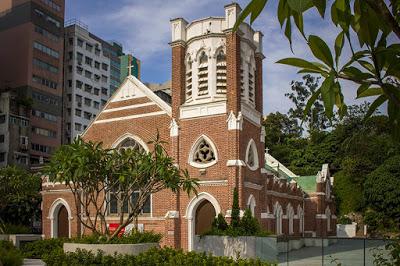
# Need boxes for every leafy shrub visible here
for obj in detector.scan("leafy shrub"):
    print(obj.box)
[337,215,352,225]
[240,209,261,235]
[42,247,272,266]
[0,223,31,234]
[0,240,24,266]
[205,209,271,237]
[212,213,228,231]
[72,231,162,244]
[22,231,161,259]
[21,238,66,259]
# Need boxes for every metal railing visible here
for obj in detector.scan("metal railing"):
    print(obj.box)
[275,237,397,266]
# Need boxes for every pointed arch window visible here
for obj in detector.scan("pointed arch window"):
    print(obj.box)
[246,139,259,171]
[197,51,209,96]
[287,204,294,235]
[189,135,218,168]
[216,50,226,95]
[117,138,145,153]
[298,205,304,233]
[186,57,193,101]
[109,136,150,215]
[274,202,283,235]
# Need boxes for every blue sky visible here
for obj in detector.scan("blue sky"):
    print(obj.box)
[65,0,369,115]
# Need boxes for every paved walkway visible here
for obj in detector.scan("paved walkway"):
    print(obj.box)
[23,259,45,266]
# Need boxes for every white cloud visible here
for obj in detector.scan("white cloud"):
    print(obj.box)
[68,0,374,114]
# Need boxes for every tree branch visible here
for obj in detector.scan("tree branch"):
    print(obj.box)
[366,0,400,39]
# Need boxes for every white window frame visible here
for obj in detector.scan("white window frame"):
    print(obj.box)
[245,138,259,171]
[188,134,218,169]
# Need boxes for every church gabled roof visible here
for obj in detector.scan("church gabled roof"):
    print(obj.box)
[81,75,171,138]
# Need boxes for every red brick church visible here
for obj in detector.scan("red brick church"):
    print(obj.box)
[41,3,336,249]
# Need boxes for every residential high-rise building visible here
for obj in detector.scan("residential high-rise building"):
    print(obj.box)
[63,21,140,143]
[120,54,141,83]
[0,0,65,167]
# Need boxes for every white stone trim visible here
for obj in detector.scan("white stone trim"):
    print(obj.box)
[260,127,266,143]
[247,194,256,215]
[165,211,179,219]
[226,160,245,166]
[170,119,179,137]
[94,111,167,124]
[260,168,269,174]
[265,190,303,201]
[48,198,73,238]
[180,101,226,119]
[245,138,259,171]
[227,111,243,130]
[185,192,221,251]
[111,133,149,151]
[102,102,156,113]
[225,209,245,218]
[244,181,263,190]
[261,212,275,219]
[316,214,327,219]
[112,76,172,116]
[198,180,228,186]
[188,134,218,169]
[241,102,261,126]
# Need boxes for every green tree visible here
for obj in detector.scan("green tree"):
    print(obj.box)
[0,166,41,227]
[285,74,333,132]
[364,155,400,229]
[230,187,240,228]
[235,0,400,139]
[45,135,198,240]
[240,209,260,235]
[263,112,301,146]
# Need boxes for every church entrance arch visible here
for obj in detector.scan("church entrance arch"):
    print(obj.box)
[186,192,220,251]
[49,198,72,238]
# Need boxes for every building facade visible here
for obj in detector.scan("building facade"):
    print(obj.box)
[42,3,336,249]
[0,0,64,167]
[120,54,141,83]
[63,22,141,143]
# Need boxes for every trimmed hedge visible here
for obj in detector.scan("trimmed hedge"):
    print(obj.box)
[42,247,272,266]
[21,238,66,259]
[22,231,162,259]
[0,240,24,266]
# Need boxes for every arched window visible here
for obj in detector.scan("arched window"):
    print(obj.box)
[186,56,193,101]
[189,135,217,168]
[197,51,209,96]
[216,50,226,95]
[117,138,146,152]
[109,136,150,215]
[247,194,256,216]
[246,139,259,171]
[325,207,331,232]
[274,202,283,235]
[298,205,304,234]
[287,204,294,235]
